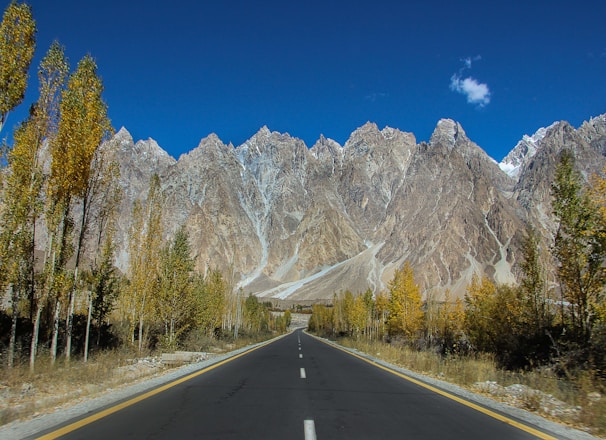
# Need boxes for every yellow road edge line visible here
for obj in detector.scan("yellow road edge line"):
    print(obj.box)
[36,336,284,440]
[308,333,557,440]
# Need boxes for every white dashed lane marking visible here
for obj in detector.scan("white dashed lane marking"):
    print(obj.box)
[304,419,317,440]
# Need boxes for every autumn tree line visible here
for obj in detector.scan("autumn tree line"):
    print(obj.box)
[310,152,606,376]
[0,2,290,371]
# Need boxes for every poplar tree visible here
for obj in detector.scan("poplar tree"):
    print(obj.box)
[519,226,553,336]
[387,262,424,340]
[0,42,67,368]
[124,175,164,352]
[349,294,367,339]
[84,224,118,361]
[0,1,36,133]
[46,54,111,360]
[193,269,226,337]
[463,275,497,352]
[28,42,69,370]
[157,226,195,348]
[0,117,39,368]
[551,150,606,346]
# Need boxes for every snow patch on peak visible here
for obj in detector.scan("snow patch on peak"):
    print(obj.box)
[499,123,556,178]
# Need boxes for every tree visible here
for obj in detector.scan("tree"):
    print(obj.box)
[424,289,465,352]
[0,1,36,133]
[28,42,69,370]
[354,295,369,338]
[193,269,226,337]
[122,174,164,352]
[387,262,424,340]
[0,118,39,368]
[519,225,553,336]
[0,41,67,368]
[157,226,195,349]
[374,291,389,340]
[463,275,497,352]
[243,294,269,334]
[83,225,119,361]
[49,54,112,360]
[283,309,292,329]
[551,150,606,347]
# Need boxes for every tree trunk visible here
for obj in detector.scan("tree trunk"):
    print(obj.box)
[7,284,18,368]
[65,266,78,361]
[50,300,61,365]
[138,317,144,353]
[66,195,88,361]
[29,300,43,372]
[84,293,92,362]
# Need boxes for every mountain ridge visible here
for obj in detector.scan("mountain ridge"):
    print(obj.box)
[107,113,606,301]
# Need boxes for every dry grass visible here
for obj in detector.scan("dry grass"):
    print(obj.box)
[0,349,166,426]
[0,333,276,427]
[338,338,606,436]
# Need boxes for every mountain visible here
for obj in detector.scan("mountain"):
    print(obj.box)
[106,113,606,302]
[499,124,555,178]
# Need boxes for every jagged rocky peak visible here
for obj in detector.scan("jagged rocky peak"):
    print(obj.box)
[114,126,134,146]
[342,122,416,157]
[310,134,342,159]
[499,123,556,178]
[251,125,299,144]
[101,112,606,302]
[344,121,381,150]
[237,126,301,158]
[136,137,175,168]
[179,133,230,162]
[578,113,606,151]
[108,127,175,171]
[429,118,466,148]
[580,113,606,134]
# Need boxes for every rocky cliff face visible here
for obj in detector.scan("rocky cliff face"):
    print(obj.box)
[107,113,606,301]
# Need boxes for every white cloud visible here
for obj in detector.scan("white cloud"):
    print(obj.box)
[462,55,481,69]
[450,74,491,107]
[450,56,490,107]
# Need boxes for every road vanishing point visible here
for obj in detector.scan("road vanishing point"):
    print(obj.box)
[31,330,579,439]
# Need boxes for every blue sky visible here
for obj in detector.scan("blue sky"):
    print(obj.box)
[5,0,606,161]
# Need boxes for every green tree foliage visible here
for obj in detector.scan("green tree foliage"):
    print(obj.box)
[387,262,424,340]
[83,225,119,361]
[243,294,269,334]
[193,269,226,337]
[122,175,164,352]
[0,41,68,368]
[519,226,553,334]
[552,150,606,347]
[463,274,558,369]
[0,1,36,133]
[308,303,334,336]
[157,226,195,349]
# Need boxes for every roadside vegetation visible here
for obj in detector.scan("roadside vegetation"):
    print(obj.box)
[309,150,606,435]
[1,1,606,436]
[0,3,291,425]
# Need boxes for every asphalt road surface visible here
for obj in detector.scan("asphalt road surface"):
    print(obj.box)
[35,330,563,439]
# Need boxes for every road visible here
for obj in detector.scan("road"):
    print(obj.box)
[34,330,563,439]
